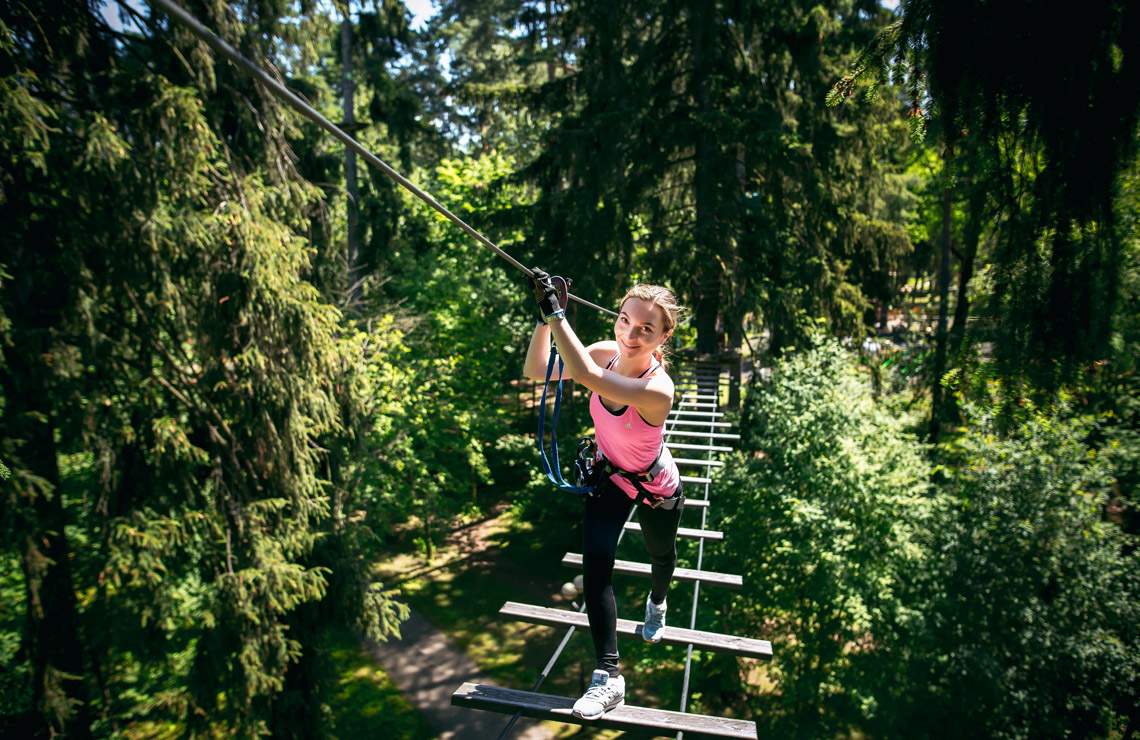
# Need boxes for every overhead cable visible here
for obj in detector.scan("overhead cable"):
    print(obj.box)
[146,0,618,318]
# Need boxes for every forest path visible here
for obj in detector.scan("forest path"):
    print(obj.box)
[365,505,561,740]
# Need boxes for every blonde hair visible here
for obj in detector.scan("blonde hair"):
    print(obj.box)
[619,284,687,372]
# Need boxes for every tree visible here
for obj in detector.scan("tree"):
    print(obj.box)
[833,0,1140,415]
[709,337,933,737]
[0,2,407,735]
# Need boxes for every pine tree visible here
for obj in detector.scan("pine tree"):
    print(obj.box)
[0,2,408,735]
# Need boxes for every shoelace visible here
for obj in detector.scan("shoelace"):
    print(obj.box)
[583,680,619,703]
[645,605,666,631]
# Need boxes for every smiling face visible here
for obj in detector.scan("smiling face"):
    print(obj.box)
[614,297,672,362]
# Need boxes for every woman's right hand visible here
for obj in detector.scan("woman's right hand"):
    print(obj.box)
[528,267,562,320]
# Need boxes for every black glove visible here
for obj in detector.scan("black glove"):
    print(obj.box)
[528,267,561,320]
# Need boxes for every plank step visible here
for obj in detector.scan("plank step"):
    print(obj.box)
[667,442,734,452]
[563,553,743,589]
[680,475,712,485]
[624,521,723,541]
[665,420,734,428]
[668,431,741,440]
[678,401,719,408]
[499,602,773,660]
[680,394,719,400]
[452,682,758,739]
[672,457,724,468]
[670,411,726,418]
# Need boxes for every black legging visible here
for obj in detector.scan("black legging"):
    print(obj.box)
[582,478,684,678]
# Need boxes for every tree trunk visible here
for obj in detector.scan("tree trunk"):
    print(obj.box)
[4,339,91,738]
[342,18,361,311]
[690,2,720,355]
[929,147,955,443]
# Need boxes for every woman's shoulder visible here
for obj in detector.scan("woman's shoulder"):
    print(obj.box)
[587,340,619,365]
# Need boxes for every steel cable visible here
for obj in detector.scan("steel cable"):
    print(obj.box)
[146,0,617,318]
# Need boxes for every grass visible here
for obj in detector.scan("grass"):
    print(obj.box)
[327,625,436,740]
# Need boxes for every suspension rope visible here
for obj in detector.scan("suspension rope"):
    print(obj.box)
[146,0,618,318]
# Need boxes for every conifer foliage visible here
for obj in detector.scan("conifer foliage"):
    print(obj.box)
[0,2,406,736]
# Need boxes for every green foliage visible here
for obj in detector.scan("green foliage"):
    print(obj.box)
[710,336,933,736]
[879,407,1140,740]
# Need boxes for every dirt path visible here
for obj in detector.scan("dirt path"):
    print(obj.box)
[366,507,560,740]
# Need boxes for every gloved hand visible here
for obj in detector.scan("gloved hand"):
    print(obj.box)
[528,267,562,321]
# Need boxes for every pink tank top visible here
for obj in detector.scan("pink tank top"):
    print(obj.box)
[589,355,681,500]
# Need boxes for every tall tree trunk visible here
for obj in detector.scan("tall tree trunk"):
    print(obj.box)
[929,146,955,443]
[4,340,91,738]
[690,2,719,355]
[342,17,361,311]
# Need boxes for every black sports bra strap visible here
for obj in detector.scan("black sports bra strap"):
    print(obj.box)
[638,362,660,379]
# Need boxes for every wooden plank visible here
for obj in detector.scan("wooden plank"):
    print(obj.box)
[672,458,724,468]
[624,521,723,541]
[667,442,734,452]
[680,475,712,485]
[668,431,741,440]
[683,498,709,509]
[452,682,758,739]
[562,553,743,589]
[679,394,718,400]
[665,420,734,428]
[499,602,773,660]
[670,411,726,418]
[678,401,718,408]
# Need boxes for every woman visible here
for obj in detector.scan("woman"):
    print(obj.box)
[523,269,686,720]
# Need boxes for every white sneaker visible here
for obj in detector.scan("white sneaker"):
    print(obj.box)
[571,669,625,720]
[642,593,667,643]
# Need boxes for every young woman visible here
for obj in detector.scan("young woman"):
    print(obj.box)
[523,269,686,720]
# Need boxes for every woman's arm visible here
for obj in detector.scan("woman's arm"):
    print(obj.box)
[547,319,673,417]
[523,321,617,383]
[523,322,553,382]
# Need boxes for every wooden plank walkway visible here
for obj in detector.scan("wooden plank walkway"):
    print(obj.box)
[499,602,773,660]
[451,360,764,739]
[562,553,743,589]
[452,683,758,739]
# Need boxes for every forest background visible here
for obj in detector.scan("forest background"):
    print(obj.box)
[1,0,1139,738]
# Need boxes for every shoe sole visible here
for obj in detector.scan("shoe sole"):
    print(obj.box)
[642,627,663,643]
[572,699,625,720]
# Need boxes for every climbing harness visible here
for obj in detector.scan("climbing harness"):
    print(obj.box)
[596,445,685,511]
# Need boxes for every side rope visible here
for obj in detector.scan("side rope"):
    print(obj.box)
[536,348,593,494]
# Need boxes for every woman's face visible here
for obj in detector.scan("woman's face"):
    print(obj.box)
[614,297,671,362]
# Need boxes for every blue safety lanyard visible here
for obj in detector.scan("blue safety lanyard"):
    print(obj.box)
[537,346,593,494]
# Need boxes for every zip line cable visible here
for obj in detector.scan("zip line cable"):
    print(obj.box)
[146,0,618,318]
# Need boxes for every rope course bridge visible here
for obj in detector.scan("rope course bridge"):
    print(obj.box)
[136,7,769,734]
[452,362,772,739]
